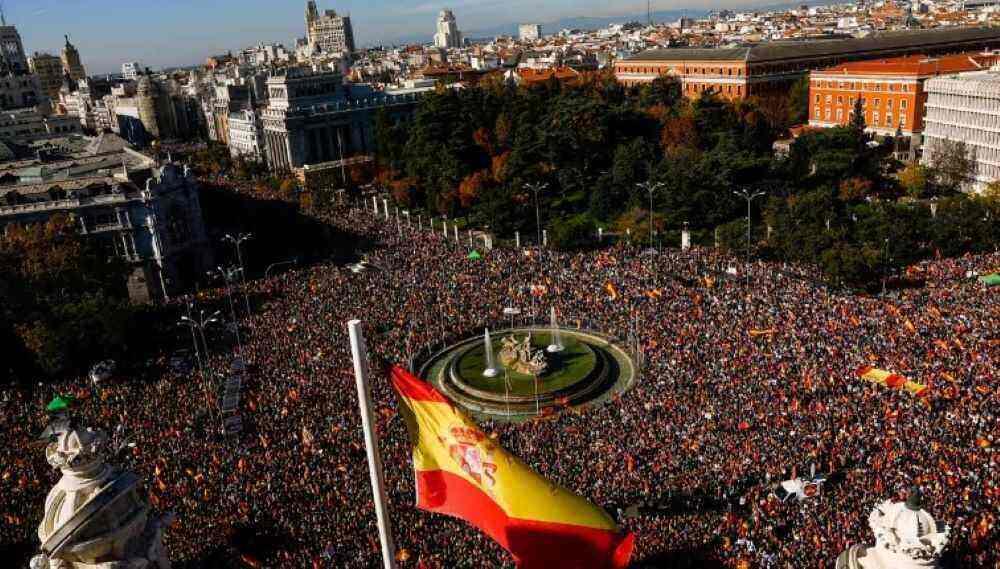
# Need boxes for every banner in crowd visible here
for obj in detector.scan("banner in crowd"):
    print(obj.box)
[391,366,634,569]
[856,366,929,397]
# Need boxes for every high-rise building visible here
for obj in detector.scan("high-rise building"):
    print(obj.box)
[61,35,87,82]
[433,9,462,49]
[305,1,356,56]
[922,65,1000,192]
[0,20,28,75]
[29,52,64,100]
[122,62,142,80]
[519,24,542,42]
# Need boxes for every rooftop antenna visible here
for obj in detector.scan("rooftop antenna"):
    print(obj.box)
[648,0,653,26]
[1,1,6,26]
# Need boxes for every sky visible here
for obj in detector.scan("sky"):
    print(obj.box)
[4,0,755,75]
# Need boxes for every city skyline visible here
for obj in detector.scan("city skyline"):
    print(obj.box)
[7,0,765,74]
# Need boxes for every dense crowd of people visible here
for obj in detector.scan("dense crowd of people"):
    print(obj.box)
[1,200,997,568]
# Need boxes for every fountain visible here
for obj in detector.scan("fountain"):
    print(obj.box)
[482,328,499,378]
[30,414,172,569]
[547,307,564,353]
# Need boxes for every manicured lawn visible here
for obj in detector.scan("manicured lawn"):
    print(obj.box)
[455,332,596,396]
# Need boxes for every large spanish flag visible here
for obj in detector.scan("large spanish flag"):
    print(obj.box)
[391,366,634,569]
[856,366,929,397]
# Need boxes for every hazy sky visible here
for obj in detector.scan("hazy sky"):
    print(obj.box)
[4,0,740,74]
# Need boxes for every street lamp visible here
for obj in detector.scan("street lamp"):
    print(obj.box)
[525,182,548,248]
[210,265,244,351]
[636,181,664,251]
[732,188,767,289]
[223,232,253,316]
[179,307,221,423]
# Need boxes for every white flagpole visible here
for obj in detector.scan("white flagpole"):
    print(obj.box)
[348,320,397,569]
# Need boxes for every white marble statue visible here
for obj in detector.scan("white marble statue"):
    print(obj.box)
[30,417,172,569]
[836,489,950,569]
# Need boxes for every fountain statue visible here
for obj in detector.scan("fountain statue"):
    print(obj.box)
[547,307,564,353]
[30,415,172,569]
[499,335,548,376]
[482,328,499,378]
[836,488,950,569]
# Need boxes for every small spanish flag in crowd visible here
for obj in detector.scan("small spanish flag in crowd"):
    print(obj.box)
[391,367,634,569]
[604,282,618,300]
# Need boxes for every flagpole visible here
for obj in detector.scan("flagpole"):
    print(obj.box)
[348,319,397,569]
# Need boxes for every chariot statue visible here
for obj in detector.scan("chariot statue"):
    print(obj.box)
[499,335,548,376]
[30,415,172,569]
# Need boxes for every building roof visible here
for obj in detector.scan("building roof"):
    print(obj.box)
[813,52,990,77]
[625,26,1000,64]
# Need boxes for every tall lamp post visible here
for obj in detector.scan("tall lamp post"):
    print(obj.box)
[637,181,664,251]
[211,266,244,351]
[179,308,221,419]
[732,188,767,289]
[223,232,253,316]
[525,182,548,248]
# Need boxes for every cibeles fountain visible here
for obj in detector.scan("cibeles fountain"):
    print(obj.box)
[836,489,950,569]
[30,416,172,569]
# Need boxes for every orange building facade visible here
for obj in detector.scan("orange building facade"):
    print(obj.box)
[614,26,1000,103]
[808,53,995,136]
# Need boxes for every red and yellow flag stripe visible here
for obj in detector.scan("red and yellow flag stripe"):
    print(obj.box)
[391,366,634,569]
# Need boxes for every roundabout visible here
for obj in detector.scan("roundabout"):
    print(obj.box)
[419,327,637,421]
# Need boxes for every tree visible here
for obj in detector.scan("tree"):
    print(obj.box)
[849,96,866,133]
[549,214,597,251]
[787,76,810,126]
[927,139,974,194]
[898,162,930,198]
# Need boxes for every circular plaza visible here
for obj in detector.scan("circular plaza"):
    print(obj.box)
[419,327,637,421]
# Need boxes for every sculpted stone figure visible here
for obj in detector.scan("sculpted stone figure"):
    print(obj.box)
[498,335,548,376]
[30,416,172,569]
[836,489,949,569]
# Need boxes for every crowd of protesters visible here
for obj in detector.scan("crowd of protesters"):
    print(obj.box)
[1,200,996,569]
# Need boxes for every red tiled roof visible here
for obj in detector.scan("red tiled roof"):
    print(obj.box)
[815,52,989,77]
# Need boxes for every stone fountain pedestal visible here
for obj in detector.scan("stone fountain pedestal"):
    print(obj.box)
[30,417,172,569]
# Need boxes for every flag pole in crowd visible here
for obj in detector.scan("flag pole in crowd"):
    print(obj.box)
[348,319,397,569]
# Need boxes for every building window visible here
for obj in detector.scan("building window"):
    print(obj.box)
[825,108,831,120]
[874,99,880,108]
[815,108,821,119]
[837,96,843,104]
[900,115,906,127]
[837,109,843,121]
[887,100,893,110]
[815,94,820,103]
[874,112,880,124]
[901,100,907,110]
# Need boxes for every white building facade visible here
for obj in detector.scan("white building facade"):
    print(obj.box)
[922,66,1000,192]
[519,24,542,42]
[228,108,264,161]
[434,10,463,49]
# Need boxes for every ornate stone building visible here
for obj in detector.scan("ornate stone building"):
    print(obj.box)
[60,35,86,84]
[261,67,420,171]
[0,152,212,303]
